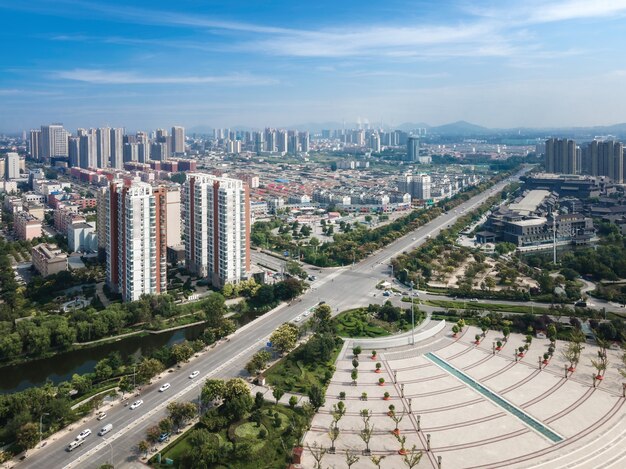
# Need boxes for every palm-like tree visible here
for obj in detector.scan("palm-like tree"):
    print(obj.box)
[345,449,360,468]
[306,442,327,469]
[371,455,386,468]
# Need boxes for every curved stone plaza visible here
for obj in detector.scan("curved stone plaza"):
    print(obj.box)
[301,324,626,468]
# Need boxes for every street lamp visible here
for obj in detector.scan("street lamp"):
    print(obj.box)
[39,413,49,448]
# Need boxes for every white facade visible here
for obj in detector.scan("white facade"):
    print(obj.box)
[110,128,124,169]
[41,124,69,159]
[68,222,98,253]
[166,186,182,247]
[5,152,20,179]
[183,173,249,287]
[106,181,163,302]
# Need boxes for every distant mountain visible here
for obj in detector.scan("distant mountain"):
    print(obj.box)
[395,122,432,132]
[430,120,493,135]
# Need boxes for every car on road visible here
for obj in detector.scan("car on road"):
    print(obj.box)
[158,432,171,442]
[67,439,84,452]
[96,412,107,421]
[98,424,113,436]
[76,429,92,440]
[302,309,311,317]
[294,315,302,322]
[129,400,143,410]
[159,383,171,392]
[189,371,200,379]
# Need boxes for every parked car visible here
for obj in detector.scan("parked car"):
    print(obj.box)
[158,432,171,443]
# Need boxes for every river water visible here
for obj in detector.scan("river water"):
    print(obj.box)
[0,323,206,394]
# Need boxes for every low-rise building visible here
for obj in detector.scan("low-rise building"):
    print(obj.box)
[31,243,68,277]
[68,221,98,253]
[14,211,42,240]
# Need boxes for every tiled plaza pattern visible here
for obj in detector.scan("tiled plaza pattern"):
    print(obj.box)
[301,325,626,468]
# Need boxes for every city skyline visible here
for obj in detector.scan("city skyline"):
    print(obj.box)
[3,0,626,131]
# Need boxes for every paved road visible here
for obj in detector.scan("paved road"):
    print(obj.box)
[20,169,529,469]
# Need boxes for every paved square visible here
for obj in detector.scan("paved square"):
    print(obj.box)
[301,325,626,468]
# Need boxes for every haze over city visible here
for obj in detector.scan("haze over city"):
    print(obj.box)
[3,0,626,131]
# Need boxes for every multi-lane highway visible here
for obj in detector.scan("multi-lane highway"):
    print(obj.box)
[21,169,529,469]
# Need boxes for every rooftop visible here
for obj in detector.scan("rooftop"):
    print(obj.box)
[509,190,551,215]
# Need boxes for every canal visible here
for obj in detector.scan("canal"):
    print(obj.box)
[0,323,206,394]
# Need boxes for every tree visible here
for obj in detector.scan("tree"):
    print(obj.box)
[71,373,92,394]
[171,342,194,363]
[272,387,285,405]
[223,378,251,400]
[313,304,333,333]
[158,418,173,434]
[332,401,346,427]
[202,379,225,405]
[203,293,226,327]
[402,445,423,468]
[274,278,304,300]
[359,420,374,454]
[137,358,164,384]
[353,345,362,357]
[270,323,299,354]
[16,422,39,452]
[306,442,327,469]
[223,393,253,422]
[328,424,340,452]
[289,395,298,409]
[253,284,275,306]
[351,369,358,386]
[166,401,197,431]
[345,448,360,468]
[137,440,149,458]
[245,350,272,375]
[308,384,325,410]
[146,425,161,445]
[352,358,359,369]
[371,455,386,468]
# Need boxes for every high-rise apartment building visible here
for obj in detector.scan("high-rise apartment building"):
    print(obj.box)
[582,140,624,183]
[110,128,124,169]
[171,126,185,154]
[399,174,431,200]
[105,180,167,302]
[29,130,41,160]
[96,127,111,168]
[182,173,250,287]
[68,137,80,167]
[545,138,577,174]
[5,152,20,179]
[407,136,420,161]
[40,124,69,160]
[79,132,98,169]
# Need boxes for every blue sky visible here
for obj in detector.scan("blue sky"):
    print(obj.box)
[2,0,626,132]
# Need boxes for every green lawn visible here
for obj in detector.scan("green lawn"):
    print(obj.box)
[151,403,305,469]
[332,308,412,338]
[264,341,342,394]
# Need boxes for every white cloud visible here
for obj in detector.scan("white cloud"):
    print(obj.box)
[52,69,278,86]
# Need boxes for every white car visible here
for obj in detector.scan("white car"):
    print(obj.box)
[189,371,200,379]
[76,429,92,440]
[159,383,171,392]
[96,412,107,421]
[302,310,311,317]
[129,399,144,410]
[294,316,302,322]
